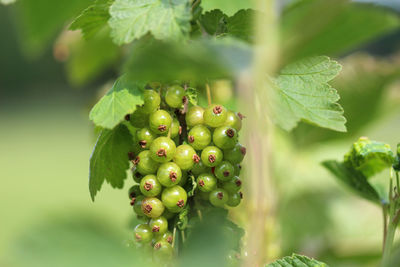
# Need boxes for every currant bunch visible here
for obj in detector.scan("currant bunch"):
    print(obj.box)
[126,83,246,261]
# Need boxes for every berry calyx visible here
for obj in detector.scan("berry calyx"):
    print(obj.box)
[161,185,187,213]
[204,104,227,128]
[140,175,162,197]
[201,146,223,167]
[213,126,238,149]
[223,143,246,164]
[196,173,217,192]
[141,197,165,218]
[157,162,182,187]
[209,188,229,207]
[150,137,176,163]
[149,110,172,134]
[149,216,168,235]
[214,161,235,181]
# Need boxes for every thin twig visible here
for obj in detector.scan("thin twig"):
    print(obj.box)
[206,83,212,106]
[383,204,388,251]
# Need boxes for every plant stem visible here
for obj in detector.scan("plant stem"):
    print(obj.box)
[382,204,388,250]
[206,83,212,106]
[382,214,397,267]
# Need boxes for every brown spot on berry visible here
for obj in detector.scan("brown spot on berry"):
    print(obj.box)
[237,112,246,120]
[240,147,246,156]
[130,197,136,206]
[154,243,161,250]
[217,192,224,200]
[144,204,152,213]
[128,152,135,160]
[144,182,153,191]
[188,135,195,143]
[169,171,177,182]
[166,236,173,244]
[152,226,160,232]
[158,125,167,132]
[193,154,200,163]
[125,114,131,121]
[132,156,140,165]
[235,179,242,187]
[139,140,147,148]
[135,233,141,241]
[157,148,167,157]
[223,171,230,177]
[198,179,205,187]
[213,105,223,114]
[239,192,243,199]
[177,200,185,208]
[208,154,216,163]
[226,128,235,138]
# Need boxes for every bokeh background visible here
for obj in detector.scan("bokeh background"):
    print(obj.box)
[1,0,400,266]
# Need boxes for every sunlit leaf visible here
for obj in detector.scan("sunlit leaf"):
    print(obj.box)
[266,253,329,267]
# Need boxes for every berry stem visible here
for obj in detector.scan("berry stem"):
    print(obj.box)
[206,83,212,106]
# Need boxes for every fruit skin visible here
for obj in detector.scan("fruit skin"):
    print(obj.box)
[153,231,173,245]
[153,240,174,262]
[141,197,165,218]
[150,137,176,163]
[214,161,235,181]
[227,191,242,207]
[140,174,162,197]
[213,126,238,149]
[143,90,161,114]
[173,144,197,170]
[128,185,141,199]
[223,143,246,164]
[209,188,229,207]
[133,195,145,216]
[134,224,153,243]
[162,209,175,220]
[222,176,242,193]
[188,125,211,150]
[149,216,168,235]
[130,106,149,128]
[178,171,188,186]
[186,106,204,127]
[203,104,227,128]
[135,150,160,175]
[234,164,242,176]
[197,190,210,201]
[157,162,182,187]
[149,110,172,134]
[165,85,185,108]
[132,169,143,183]
[201,146,223,167]
[161,185,187,213]
[225,110,242,131]
[169,118,180,138]
[191,160,209,176]
[196,173,217,192]
[136,127,157,149]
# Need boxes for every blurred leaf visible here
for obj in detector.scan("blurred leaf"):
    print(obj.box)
[1,0,16,5]
[14,0,92,57]
[266,253,329,267]
[322,160,381,204]
[270,56,346,132]
[124,37,252,82]
[66,30,120,86]
[69,0,113,39]
[185,87,198,105]
[109,0,191,45]
[199,9,227,35]
[201,0,254,16]
[281,0,400,64]
[344,137,395,177]
[226,9,256,43]
[89,124,133,201]
[176,204,189,230]
[89,75,144,129]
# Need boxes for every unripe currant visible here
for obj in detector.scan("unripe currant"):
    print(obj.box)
[209,188,229,207]
[132,169,143,183]
[157,162,182,187]
[149,110,172,134]
[214,161,235,181]
[128,185,141,200]
[203,104,227,128]
[140,175,162,197]
[223,143,246,164]
[213,126,238,150]
[153,240,174,261]
[222,176,242,193]
[188,125,211,150]
[150,137,176,163]
[165,85,185,108]
[134,224,153,243]
[186,106,204,127]
[141,197,165,218]
[143,90,161,114]
[133,195,145,216]
[201,146,223,167]
[196,173,217,192]
[161,185,187,213]
[178,171,188,186]
[225,110,242,131]
[191,160,209,176]
[153,231,173,245]
[134,150,160,175]
[169,118,180,138]
[226,191,243,207]
[149,216,168,235]
[136,127,157,149]
[173,144,199,170]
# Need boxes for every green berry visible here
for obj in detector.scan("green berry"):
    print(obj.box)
[132,169,143,183]
[135,150,160,175]
[201,146,223,167]
[186,106,204,127]
[149,216,168,235]
[178,171,188,186]
[149,110,172,134]
[197,190,210,201]
[173,144,199,170]
[140,174,162,197]
[157,162,182,187]
[134,224,153,243]
[162,209,175,220]
[133,195,145,216]
[154,231,173,245]
[225,110,242,131]
[213,126,238,149]
[223,143,246,164]
[161,185,187,213]
[136,127,157,149]
[170,118,180,138]
[227,191,242,207]
[214,161,235,181]
[153,240,174,261]
[222,176,242,193]
[234,164,242,176]
[196,173,217,192]
[129,106,149,128]
[188,125,211,150]
[150,137,176,163]
[128,185,141,199]
[141,197,165,218]
[209,188,229,207]
[191,160,209,176]
[143,90,161,114]
[203,104,227,128]
[165,85,185,108]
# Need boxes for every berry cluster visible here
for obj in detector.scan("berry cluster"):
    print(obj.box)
[126,84,246,260]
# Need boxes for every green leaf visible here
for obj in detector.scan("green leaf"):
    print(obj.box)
[201,0,254,16]
[344,137,395,177]
[185,87,198,106]
[69,0,113,39]
[226,9,256,43]
[322,160,381,204]
[266,253,329,267]
[270,56,346,132]
[109,0,191,45]
[185,174,197,197]
[89,124,133,201]
[176,204,189,230]
[199,9,227,35]
[124,37,252,82]
[89,75,144,129]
